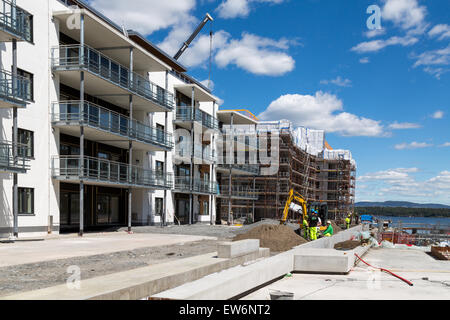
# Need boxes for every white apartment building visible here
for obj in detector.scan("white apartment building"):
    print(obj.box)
[0,0,220,238]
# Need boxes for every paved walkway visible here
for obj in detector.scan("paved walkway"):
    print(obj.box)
[0,232,215,267]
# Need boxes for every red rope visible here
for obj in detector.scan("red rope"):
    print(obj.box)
[354,253,414,286]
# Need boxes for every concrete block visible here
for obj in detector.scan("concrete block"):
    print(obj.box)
[293,248,353,273]
[217,239,260,258]
[152,252,293,300]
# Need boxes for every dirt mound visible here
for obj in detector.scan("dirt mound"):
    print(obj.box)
[233,224,307,252]
[331,221,342,234]
[334,240,361,250]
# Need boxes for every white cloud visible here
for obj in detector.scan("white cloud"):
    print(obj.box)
[359,57,370,64]
[351,36,418,53]
[412,45,450,78]
[214,33,295,76]
[381,0,427,32]
[358,168,450,204]
[388,121,421,129]
[364,29,386,38]
[394,141,433,150]
[428,24,450,40]
[431,110,445,119]
[320,76,352,87]
[88,0,196,35]
[440,142,450,147]
[216,0,284,19]
[258,91,384,137]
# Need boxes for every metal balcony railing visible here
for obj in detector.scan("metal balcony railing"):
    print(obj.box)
[51,44,174,110]
[218,164,260,175]
[218,186,259,200]
[174,176,218,194]
[175,106,219,130]
[52,101,173,149]
[0,0,32,42]
[52,155,173,189]
[0,141,30,172]
[0,69,31,104]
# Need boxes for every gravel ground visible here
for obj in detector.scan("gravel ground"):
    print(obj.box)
[0,239,219,297]
[0,220,289,297]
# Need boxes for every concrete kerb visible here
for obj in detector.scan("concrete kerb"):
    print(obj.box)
[152,226,369,300]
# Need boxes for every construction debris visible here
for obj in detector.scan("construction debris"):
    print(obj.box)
[233,224,307,252]
[334,240,361,250]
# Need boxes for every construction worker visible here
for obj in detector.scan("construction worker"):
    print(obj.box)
[308,210,319,240]
[302,215,309,239]
[323,220,333,237]
[345,214,351,229]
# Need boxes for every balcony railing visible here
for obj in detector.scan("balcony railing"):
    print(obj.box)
[52,101,173,149]
[218,164,260,175]
[0,0,32,42]
[174,176,218,194]
[51,44,174,110]
[218,186,259,200]
[175,145,216,163]
[0,141,30,172]
[0,69,31,105]
[175,106,219,130]
[52,155,173,189]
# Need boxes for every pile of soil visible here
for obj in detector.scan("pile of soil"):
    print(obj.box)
[334,240,361,250]
[233,224,307,252]
[331,221,342,234]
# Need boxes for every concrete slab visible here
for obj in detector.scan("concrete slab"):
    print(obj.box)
[242,248,450,300]
[2,248,270,300]
[217,239,260,258]
[0,232,216,267]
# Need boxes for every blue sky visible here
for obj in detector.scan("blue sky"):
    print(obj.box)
[88,0,450,205]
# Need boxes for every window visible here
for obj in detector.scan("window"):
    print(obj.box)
[17,69,33,101]
[19,188,34,215]
[155,198,163,216]
[18,128,33,158]
[155,161,164,174]
[156,124,165,143]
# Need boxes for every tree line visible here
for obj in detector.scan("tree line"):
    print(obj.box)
[355,206,450,218]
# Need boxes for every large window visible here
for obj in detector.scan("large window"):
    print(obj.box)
[155,198,163,216]
[18,188,34,215]
[17,69,33,101]
[155,161,164,174]
[18,128,33,158]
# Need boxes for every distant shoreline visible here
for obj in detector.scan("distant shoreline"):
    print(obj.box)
[355,206,450,218]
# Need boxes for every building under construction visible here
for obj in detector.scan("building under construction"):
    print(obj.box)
[216,115,356,224]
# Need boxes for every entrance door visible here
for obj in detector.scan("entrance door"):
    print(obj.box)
[96,194,120,225]
[176,199,190,224]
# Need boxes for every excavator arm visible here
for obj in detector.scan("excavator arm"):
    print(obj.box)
[280,189,308,224]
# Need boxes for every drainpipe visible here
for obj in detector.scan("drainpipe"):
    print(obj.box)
[228,113,233,225]
[79,13,85,237]
[163,70,168,226]
[210,101,216,225]
[12,39,18,238]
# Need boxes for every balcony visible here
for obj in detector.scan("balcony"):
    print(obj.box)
[0,141,30,173]
[174,106,219,131]
[174,144,215,164]
[51,45,174,112]
[217,186,258,200]
[0,0,32,42]
[0,69,31,108]
[174,176,218,195]
[51,101,173,152]
[216,164,260,176]
[52,155,173,189]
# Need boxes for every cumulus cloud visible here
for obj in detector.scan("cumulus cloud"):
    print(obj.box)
[394,141,433,150]
[357,168,450,204]
[381,0,427,32]
[388,122,421,129]
[320,76,352,87]
[258,91,384,137]
[440,142,450,147]
[351,36,418,53]
[359,57,370,64]
[214,33,295,76]
[431,110,445,119]
[216,0,284,19]
[88,0,196,35]
[428,24,450,41]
